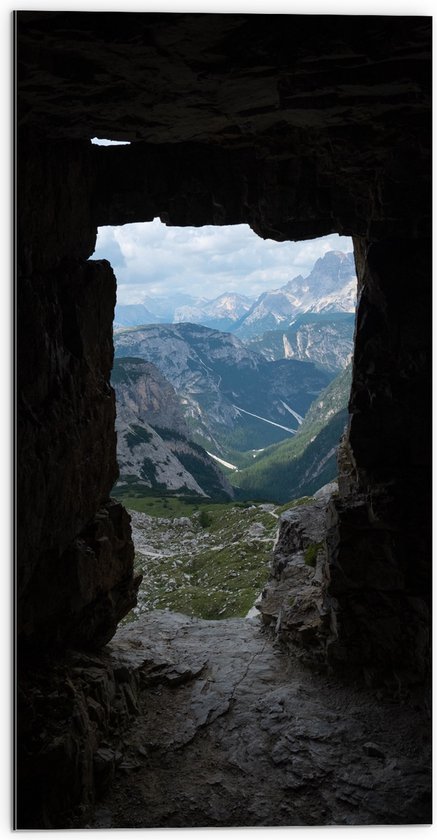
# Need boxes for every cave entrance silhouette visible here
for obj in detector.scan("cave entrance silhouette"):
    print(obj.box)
[15,11,431,828]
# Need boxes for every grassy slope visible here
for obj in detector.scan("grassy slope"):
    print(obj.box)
[125,502,280,621]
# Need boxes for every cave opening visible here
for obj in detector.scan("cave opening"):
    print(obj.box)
[89,218,356,624]
[16,10,431,829]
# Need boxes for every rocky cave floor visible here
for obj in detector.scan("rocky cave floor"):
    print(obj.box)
[89,610,431,828]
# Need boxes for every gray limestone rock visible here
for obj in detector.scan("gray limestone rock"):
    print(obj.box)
[258,489,336,662]
[92,611,431,828]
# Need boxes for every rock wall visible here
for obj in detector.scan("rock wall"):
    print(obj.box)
[18,630,167,828]
[326,236,432,683]
[258,486,337,658]
[17,145,431,674]
[16,10,431,670]
[17,226,140,648]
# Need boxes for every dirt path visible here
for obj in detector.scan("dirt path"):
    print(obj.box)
[91,611,431,828]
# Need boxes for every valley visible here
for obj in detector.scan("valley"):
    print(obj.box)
[114,323,332,459]
[232,364,352,502]
[112,248,356,507]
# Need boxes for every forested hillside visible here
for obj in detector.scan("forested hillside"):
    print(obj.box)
[232,365,352,502]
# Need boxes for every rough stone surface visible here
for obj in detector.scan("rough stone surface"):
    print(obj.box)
[17,640,147,828]
[326,491,431,685]
[333,237,432,682]
[258,493,335,662]
[19,499,141,651]
[17,257,142,648]
[258,482,431,687]
[94,613,432,828]
[17,611,431,828]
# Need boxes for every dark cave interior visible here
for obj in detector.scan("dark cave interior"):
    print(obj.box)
[16,12,432,828]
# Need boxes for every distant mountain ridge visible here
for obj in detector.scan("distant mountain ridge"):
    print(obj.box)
[111,250,356,503]
[114,250,356,337]
[233,251,356,339]
[173,292,253,332]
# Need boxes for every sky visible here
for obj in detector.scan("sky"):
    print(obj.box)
[91,220,353,305]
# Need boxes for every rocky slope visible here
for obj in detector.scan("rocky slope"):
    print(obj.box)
[125,501,279,621]
[234,251,356,339]
[112,357,233,500]
[114,323,332,458]
[246,312,354,372]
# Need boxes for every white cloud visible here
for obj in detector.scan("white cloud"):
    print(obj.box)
[90,219,353,304]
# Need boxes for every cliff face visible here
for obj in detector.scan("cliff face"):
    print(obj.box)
[246,315,354,372]
[17,256,140,648]
[112,357,234,499]
[16,12,431,827]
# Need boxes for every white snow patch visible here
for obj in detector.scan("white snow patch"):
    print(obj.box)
[232,405,297,434]
[207,451,238,471]
[280,401,304,425]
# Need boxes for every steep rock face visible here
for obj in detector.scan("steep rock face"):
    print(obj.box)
[112,357,234,499]
[259,478,430,688]
[112,357,189,437]
[246,314,354,372]
[259,488,336,656]
[17,257,140,647]
[325,237,432,683]
[20,499,141,651]
[234,250,356,338]
[325,489,430,684]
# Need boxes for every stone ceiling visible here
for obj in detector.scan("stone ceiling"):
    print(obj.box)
[17,12,431,152]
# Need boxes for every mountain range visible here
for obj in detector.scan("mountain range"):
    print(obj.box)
[111,249,356,503]
[114,251,356,340]
[232,250,356,339]
[173,293,253,332]
[114,323,333,460]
